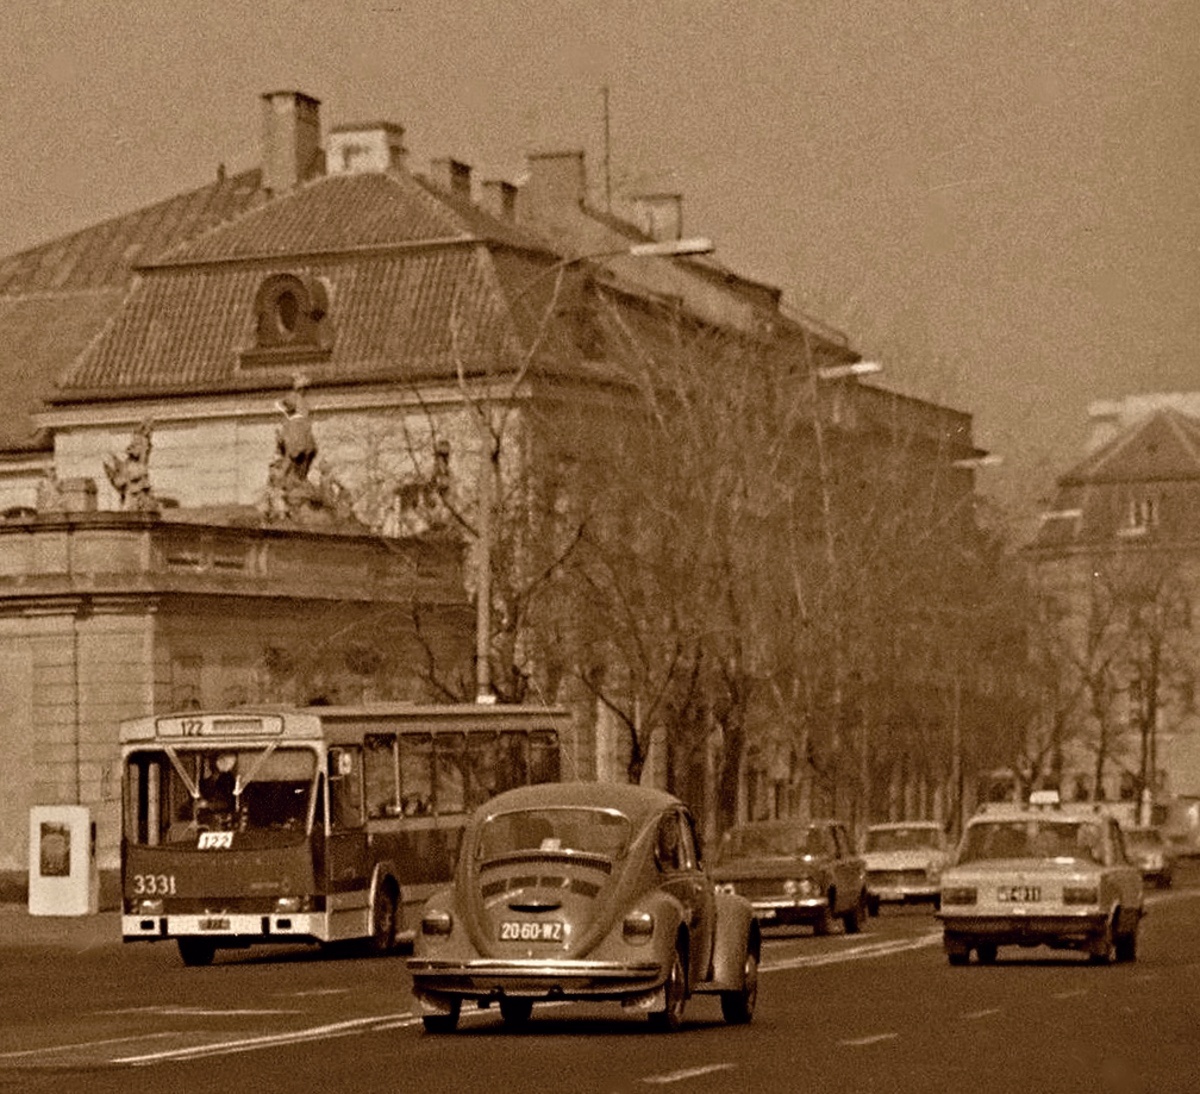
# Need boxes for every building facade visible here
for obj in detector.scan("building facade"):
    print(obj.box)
[0,89,987,892]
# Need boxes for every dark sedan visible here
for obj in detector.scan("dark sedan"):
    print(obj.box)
[710,819,869,934]
[408,782,761,1033]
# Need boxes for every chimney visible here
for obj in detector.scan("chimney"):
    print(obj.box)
[480,178,517,220]
[632,192,684,241]
[327,121,407,175]
[429,156,472,197]
[261,90,323,194]
[521,150,587,217]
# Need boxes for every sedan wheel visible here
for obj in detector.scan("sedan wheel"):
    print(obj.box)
[649,944,688,1032]
[720,945,758,1025]
[1089,916,1117,965]
[812,897,835,936]
[975,943,998,965]
[842,892,866,935]
[1115,925,1138,963]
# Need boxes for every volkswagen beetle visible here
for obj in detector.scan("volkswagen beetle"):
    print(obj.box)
[408,782,760,1032]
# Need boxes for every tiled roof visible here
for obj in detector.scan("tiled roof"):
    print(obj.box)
[0,290,126,449]
[0,168,267,449]
[1062,407,1200,484]
[55,245,523,397]
[1029,408,1200,552]
[0,169,265,293]
[54,171,624,401]
[150,172,497,265]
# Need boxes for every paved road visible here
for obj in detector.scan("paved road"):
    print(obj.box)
[0,866,1196,1093]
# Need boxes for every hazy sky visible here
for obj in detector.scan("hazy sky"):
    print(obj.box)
[4,0,1198,519]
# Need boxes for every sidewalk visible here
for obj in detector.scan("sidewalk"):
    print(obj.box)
[0,904,121,949]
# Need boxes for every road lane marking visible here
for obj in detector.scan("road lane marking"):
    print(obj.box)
[963,1008,1001,1020]
[0,1031,184,1060]
[288,987,352,997]
[115,1012,421,1064]
[839,1033,899,1046]
[642,1064,737,1084]
[97,1006,302,1017]
[762,931,941,971]
[1051,989,1087,1000]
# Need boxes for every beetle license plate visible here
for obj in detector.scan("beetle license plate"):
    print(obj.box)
[499,920,563,942]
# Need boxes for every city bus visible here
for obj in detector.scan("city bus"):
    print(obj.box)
[120,703,571,965]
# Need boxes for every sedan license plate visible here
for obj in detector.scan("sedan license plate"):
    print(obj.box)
[996,886,1041,903]
[499,920,563,942]
[199,917,231,930]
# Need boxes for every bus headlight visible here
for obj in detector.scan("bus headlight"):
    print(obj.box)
[275,895,311,913]
[132,898,164,915]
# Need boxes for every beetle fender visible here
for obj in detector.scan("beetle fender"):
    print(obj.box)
[705,890,758,991]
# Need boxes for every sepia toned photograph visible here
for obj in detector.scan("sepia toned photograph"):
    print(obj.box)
[0,3,1195,1091]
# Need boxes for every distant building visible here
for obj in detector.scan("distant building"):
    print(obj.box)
[1027,396,1200,812]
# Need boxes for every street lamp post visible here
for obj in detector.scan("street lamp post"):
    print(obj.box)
[473,235,716,703]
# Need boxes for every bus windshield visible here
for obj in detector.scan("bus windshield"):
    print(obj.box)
[125,746,317,845]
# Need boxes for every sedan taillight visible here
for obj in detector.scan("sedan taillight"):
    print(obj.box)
[941,886,977,906]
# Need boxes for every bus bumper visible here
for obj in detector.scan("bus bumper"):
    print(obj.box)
[122,911,329,943]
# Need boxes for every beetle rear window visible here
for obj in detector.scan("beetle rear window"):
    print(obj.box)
[477,808,631,861]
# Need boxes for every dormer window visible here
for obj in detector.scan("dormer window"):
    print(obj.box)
[242,273,333,367]
[1121,496,1159,537]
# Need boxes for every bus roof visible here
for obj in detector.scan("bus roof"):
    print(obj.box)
[118,703,572,745]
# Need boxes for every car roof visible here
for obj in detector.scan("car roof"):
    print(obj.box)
[476,781,680,826]
[726,818,838,831]
[867,821,941,831]
[967,809,1098,827]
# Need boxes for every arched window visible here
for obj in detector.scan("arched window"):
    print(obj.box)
[243,273,332,364]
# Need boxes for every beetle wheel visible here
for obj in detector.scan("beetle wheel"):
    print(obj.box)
[649,943,688,1032]
[422,1001,461,1034]
[720,944,758,1025]
[499,997,534,1027]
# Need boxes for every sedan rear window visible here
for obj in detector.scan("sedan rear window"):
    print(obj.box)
[958,820,1103,865]
[477,808,632,861]
[717,824,832,861]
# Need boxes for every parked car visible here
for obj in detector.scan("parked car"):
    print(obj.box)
[861,821,950,914]
[709,819,868,935]
[1123,825,1174,888]
[937,797,1144,965]
[407,782,761,1033]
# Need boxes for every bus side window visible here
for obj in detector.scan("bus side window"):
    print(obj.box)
[497,732,528,792]
[466,732,498,809]
[399,734,433,816]
[530,730,561,784]
[328,747,364,830]
[435,733,465,815]
[364,733,400,818]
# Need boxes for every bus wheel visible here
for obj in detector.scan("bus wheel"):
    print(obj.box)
[178,938,217,967]
[368,883,398,955]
